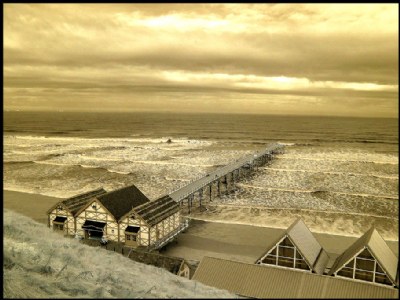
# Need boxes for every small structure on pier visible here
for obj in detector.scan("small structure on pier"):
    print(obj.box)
[255,218,329,274]
[47,188,107,235]
[120,195,188,250]
[328,227,398,287]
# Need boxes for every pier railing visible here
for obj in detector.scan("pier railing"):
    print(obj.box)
[168,143,284,202]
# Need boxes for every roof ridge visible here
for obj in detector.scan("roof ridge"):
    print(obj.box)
[97,184,139,198]
[62,187,105,202]
[286,217,303,233]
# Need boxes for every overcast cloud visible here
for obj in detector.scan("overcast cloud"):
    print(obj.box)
[3,4,398,117]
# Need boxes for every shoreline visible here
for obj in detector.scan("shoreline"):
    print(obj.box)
[4,189,398,263]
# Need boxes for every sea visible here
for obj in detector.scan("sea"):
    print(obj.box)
[3,111,399,240]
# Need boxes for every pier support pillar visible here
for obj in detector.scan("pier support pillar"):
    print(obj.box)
[199,188,203,209]
[209,184,212,202]
[217,179,221,197]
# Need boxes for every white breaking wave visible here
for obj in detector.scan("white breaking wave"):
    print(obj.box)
[263,167,399,180]
[236,183,398,200]
[276,155,398,165]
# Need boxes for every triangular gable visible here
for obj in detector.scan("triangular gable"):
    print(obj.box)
[256,218,327,274]
[47,201,72,215]
[46,188,106,215]
[256,234,312,271]
[47,201,69,215]
[328,227,397,287]
[120,209,148,226]
[328,227,375,276]
[75,198,117,222]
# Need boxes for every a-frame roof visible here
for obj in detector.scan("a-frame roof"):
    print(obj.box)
[328,227,398,285]
[96,184,151,221]
[256,218,329,274]
[47,188,107,216]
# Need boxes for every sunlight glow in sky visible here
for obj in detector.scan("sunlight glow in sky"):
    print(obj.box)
[4,3,398,117]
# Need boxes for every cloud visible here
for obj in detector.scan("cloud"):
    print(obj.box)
[3,3,398,117]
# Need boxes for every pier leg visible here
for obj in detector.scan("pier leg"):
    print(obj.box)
[209,184,212,202]
[199,188,203,210]
[217,179,221,197]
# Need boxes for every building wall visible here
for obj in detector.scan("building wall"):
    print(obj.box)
[119,215,150,246]
[48,207,75,236]
[149,212,181,246]
[76,200,119,242]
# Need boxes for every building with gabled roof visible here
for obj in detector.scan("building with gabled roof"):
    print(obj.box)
[74,184,151,242]
[328,227,398,287]
[119,195,188,249]
[47,188,107,235]
[255,218,329,274]
[192,256,398,299]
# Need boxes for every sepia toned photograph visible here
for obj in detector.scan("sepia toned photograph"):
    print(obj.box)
[3,3,398,298]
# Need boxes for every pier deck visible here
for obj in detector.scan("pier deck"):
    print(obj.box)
[168,143,284,209]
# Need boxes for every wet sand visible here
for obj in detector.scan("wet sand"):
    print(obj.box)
[4,189,398,264]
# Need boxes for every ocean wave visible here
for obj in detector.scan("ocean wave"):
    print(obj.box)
[276,155,398,165]
[236,183,398,200]
[263,167,399,180]
[188,205,399,241]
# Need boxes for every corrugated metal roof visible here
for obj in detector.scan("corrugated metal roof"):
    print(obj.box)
[133,195,179,226]
[328,227,398,285]
[47,188,107,215]
[192,256,399,299]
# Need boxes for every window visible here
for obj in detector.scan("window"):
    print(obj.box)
[295,259,309,270]
[356,257,374,272]
[355,270,373,282]
[335,249,393,286]
[337,267,353,278]
[278,256,294,268]
[126,235,130,241]
[259,236,310,271]
[92,204,97,210]
[262,255,276,265]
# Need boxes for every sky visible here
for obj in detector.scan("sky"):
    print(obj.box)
[3,3,399,117]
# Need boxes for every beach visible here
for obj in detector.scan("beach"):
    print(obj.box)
[4,189,398,265]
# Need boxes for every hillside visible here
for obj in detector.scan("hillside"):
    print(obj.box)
[3,209,235,298]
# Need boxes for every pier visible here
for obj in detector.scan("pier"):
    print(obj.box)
[168,143,284,213]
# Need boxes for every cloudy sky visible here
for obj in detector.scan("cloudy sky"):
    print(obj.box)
[4,4,398,117]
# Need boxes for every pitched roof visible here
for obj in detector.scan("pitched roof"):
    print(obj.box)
[256,218,328,274]
[132,195,179,226]
[96,185,150,221]
[286,218,324,268]
[192,256,398,299]
[328,227,398,284]
[47,188,107,216]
